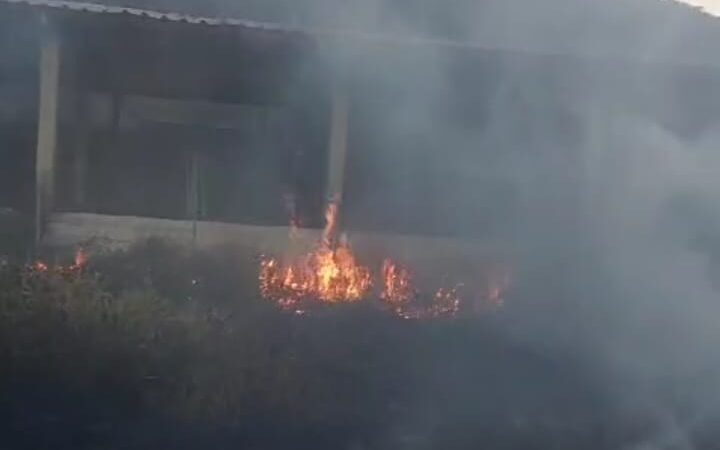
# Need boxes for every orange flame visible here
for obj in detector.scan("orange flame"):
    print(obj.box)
[380,258,461,320]
[28,247,87,277]
[259,201,510,318]
[259,201,371,309]
[380,259,414,307]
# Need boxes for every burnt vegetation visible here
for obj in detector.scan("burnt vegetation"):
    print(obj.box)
[0,240,715,450]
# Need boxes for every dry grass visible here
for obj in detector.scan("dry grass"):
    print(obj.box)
[0,240,403,441]
[0,239,687,449]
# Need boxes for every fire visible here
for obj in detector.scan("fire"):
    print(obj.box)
[380,258,461,320]
[259,200,371,309]
[380,259,414,307]
[73,247,87,269]
[28,246,87,276]
[32,261,49,272]
[259,200,510,319]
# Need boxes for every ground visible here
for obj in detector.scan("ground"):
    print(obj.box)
[0,239,716,449]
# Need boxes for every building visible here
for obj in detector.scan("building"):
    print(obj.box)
[0,0,719,267]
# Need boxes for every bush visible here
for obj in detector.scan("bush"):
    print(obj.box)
[0,240,404,447]
[0,261,206,410]
[1,239,667,449]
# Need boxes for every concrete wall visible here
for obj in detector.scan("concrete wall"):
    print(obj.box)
[47,212,512,275]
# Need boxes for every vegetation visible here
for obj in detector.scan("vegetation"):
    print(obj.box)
[0,240,422,448]
[0,239,706,449]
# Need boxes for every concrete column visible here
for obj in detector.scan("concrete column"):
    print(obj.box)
[325,86,350,202]
[35,34,61,244]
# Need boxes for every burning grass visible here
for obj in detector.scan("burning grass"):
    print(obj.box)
[259,201,372,309]
[0,239,703,449]
[0,241,451,445]
[258,234,372,308]
[1,238,509,427]
[259,200,510,318]
[380,258,462,319]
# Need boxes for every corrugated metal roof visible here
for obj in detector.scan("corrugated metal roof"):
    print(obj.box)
[0,0,484,51]
[2,0,720,68]
[0,0,509,54]
[0,0,303,32]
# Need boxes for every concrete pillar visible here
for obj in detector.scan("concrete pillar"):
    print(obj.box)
[35,34,61,244]
[326,86,350,202]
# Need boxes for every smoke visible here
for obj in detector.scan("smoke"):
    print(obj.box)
[680,0,720,15]
[306,0,720,447]
[3,0,720,447]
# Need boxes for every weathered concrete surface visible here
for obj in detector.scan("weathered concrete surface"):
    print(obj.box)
[47,212,512,273]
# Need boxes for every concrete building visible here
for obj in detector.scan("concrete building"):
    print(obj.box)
[0,0,719,267]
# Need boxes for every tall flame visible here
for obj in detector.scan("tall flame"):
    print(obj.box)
[259,200,371,309]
